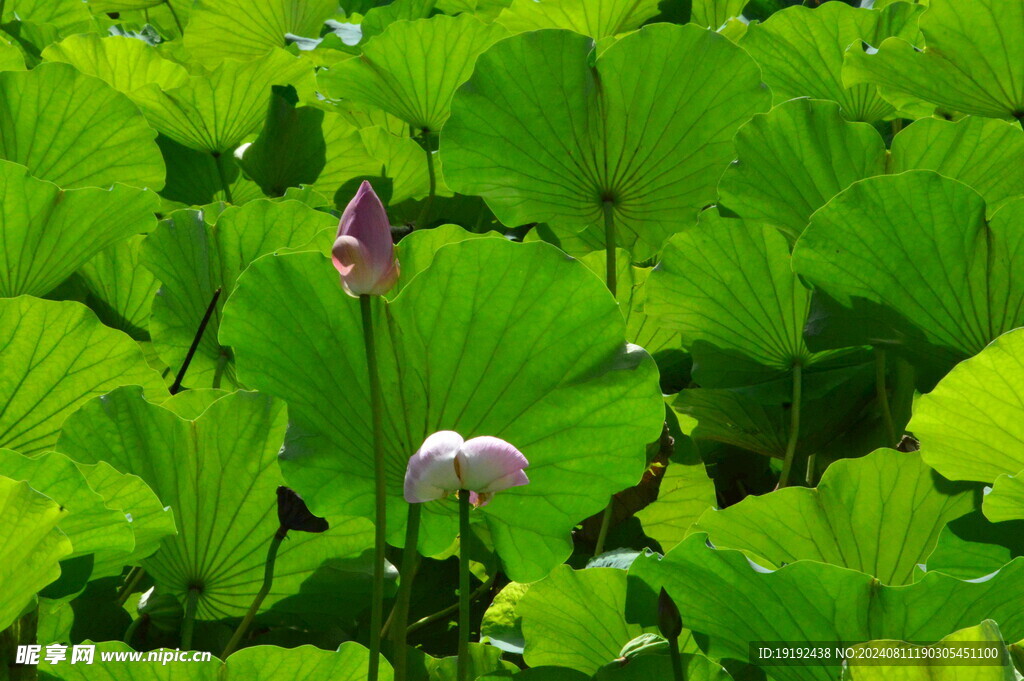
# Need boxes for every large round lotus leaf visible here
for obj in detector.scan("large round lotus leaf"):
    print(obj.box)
[0,297,164,456]
[695,449,975,585]
[443,24,771,258]
[42,34,189,94]
[911,328,1024,485]
[627,535,1024,681]
[0,476,72,631]
[649,212,845,387]
[0,161,158,298]
[740,2,922,123]
[844,621,1015,681]
[0,63,165,189]
[926,510,1024,580]
[74,458,177,578]
[495,0,660,38]
[130,49,312,154]
[634,458,717,553]
[56,388,376,620]
[2,0,95,37]
[518,565,649,673]
[717,98,887,240]
[184,0,337,64]
[77,235,161,339]
[792,172,1024,377]
[39,641,391,680]
[220,238,664,581]
[0,449,134,566]
[318,15,508,133]
[844,0,1024,119]
[889,116,1024,215]
[721,100,1024,238]
[142,202,335,389]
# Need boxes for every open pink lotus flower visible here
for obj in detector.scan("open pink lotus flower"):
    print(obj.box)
[403,431,529,507]
[331,180,400,297]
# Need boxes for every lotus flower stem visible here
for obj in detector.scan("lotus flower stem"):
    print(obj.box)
[181,586,200,649]
[416,129,436,230]
[778,363,804,487]
[361,293,387,681]
[164,0,184,34]
[388,503,422,681]
[457,489,471,681]
[170,287,222,394]
[212,152,234,204]
[221,526,286,658]
[594,200,618,556]
[875,349,897,446]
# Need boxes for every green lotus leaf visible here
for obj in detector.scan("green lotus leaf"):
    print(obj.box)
[143,201,335,389]
[628,535,1024,681]
[690,0,747,29]
[740,1,922,122]
[0,476,72,631]
[889,116,1024,215]
[75,459,177,578]
[0,34,26,70]
[3,0,96,37]
[842,621,1015,681]
[717,98,886,240]
[77,235,161,339]
[986,474,1024,523]
[318,15,508,133]
[130,49,312,154]
[39,642,391,680]
[481,581,531,654]
[911,328,1024,486]
[360,0,435,41]
[480,670,588,681]
[579,249,682,359]
[156,135,265,207]
[86,0,166,10]
[926,510,1024,580]
[0,297,165,456]
[844,0,1024,119]
[42,34,189,94]
[0,63,165,189]
[0,449,134,570]
[56,388,376,620]
[0,160,158,298]
[695,449,975,585]
[315,116,435,203]
[443,24,771,258]
[635,458,719,554]
[236,86,326,197]
[792,172,1024,377]
[495,0,660,38]
[720,100,1024,238]
[184,0,337,64]
[220,239,664,581]
[518,565,652,673]
[391,223,503,294]
[649,212,845,387]
[595,655,734,681]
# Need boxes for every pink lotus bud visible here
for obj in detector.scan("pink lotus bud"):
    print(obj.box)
[403,430,529,507]
[331,180,400,297]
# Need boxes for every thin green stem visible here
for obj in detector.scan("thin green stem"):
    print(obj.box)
[457,491,471,681]
[164,0,184,35]
[668,635,685,681]
[415,129,436,229]
[221,528,285,658]
[212,351,229,390]
[593,201,618,557]
[170,287,221,394]
[603,201,617,297]
[115,566,146,607]
[805,453,817,487]
[388,504,422,681]
[361,294,387,681]
[0,0,6,21]
[181,587,199,649]
[778,364,804,488]
[213,152,234,204]
[875,348,897,447]
[406,571,496,636]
